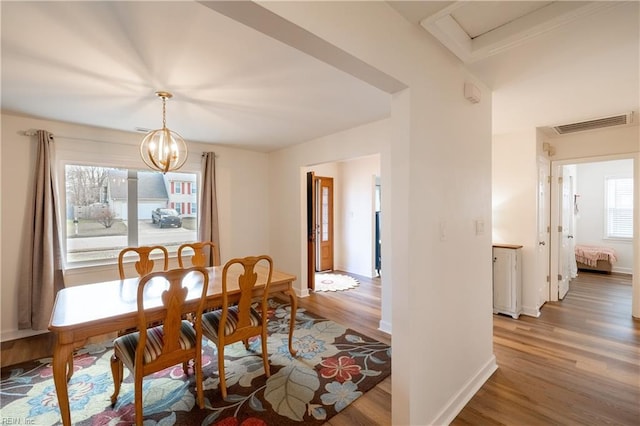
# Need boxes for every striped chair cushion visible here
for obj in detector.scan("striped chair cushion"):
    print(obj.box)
[114,320,196,367]
[202,306,262,338]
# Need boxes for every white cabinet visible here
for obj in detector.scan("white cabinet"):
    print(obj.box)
[492,244,522,319]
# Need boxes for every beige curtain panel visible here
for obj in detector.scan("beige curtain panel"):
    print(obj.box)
[19,130,65,330]
[198,152,221,265]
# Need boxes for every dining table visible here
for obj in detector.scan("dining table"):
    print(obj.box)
[48,264,298,426]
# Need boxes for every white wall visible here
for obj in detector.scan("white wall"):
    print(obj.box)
[575,159,634,274]
[1,112,271,340]
[492,129,542,315]
[269,119,389,295]
[262,3,494,425]
[337,155,379,277]
[550,125,638,161]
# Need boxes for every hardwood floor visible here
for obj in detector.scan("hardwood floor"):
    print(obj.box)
[454,271,639,425]
[2,271,637,425]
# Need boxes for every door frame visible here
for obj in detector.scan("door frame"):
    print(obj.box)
[549,153,637,302]
[315,175,334,272]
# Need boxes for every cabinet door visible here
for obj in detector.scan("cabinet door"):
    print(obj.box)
[493,248,513,311]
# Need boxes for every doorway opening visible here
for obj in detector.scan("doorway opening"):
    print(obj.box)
[550,155,635,303]
[304,155,381,292]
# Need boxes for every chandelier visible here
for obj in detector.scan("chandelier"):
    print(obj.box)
[140,91,187,173]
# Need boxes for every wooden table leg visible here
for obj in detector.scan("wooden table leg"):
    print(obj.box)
[52,341,75,426]
[287,286,298,356]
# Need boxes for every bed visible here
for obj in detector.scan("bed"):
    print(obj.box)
[574,245,617,273]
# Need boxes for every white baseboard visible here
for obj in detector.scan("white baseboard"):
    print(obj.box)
[378,320,392,334]
[612,266,633,275]
[297,287,310,298]
[429,355,498,426]
[521,305,541,317]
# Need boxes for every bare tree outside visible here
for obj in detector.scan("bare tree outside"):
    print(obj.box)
[92,207,115,229]
[66,165,111,208]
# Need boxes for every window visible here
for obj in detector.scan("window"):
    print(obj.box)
[175,181,182,194]
[605,176,633,239]
[64,165,198,265]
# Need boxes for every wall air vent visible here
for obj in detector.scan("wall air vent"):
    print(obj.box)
[553,112,634,135]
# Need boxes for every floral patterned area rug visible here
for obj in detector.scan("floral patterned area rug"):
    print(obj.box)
[314,273,359,292]
[1,300,391,426]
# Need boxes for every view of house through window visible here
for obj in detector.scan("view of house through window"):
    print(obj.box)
[605,176,633,239]
[65,165,198,264]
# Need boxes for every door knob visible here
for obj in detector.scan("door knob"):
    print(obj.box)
[539,241,546,246]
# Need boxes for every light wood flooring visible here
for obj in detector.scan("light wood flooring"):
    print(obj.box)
[2,271,638,426]
[307,271,639,425]
[454,271,639,425]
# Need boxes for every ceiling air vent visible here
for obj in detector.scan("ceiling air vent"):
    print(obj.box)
[553,112,634,135]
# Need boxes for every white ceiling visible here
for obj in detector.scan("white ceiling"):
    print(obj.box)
[2,1,638,151]
[1,1,391,152]
[392,0,639,135]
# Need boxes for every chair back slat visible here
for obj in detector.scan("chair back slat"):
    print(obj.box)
[118,245,169,280]
[178,241,220,268]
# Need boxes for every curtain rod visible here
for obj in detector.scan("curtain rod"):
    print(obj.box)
[21,129,218,156]
[21,130,138,147]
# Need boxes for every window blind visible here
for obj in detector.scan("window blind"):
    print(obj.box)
[606,177,633,239]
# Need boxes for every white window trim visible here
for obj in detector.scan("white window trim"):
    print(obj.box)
[603,174,633,241]
[59,160,201,270]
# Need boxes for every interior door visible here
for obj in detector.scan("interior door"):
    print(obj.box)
[306,172,316,290]
[315,176,334,272]
[558,171,573,299]
[537,156,551,308]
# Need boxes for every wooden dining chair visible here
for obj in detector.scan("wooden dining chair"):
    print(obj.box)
[118,245,169,279]
[116,245,171,338]
[177,241,220,268]
[201,255,273,399]
[110,267,209,425]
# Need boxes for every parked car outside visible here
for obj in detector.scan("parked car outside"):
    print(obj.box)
[151,208,182,228]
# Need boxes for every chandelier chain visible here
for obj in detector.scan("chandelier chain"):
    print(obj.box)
[162,96,167,129]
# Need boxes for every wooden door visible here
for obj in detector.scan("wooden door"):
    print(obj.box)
[315,176,334,272]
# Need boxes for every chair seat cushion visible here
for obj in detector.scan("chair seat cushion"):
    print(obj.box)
[202,306,262,338]
[114,320,196,367]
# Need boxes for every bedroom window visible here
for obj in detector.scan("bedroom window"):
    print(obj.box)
[605,176,633,240]
[64,165,198,265]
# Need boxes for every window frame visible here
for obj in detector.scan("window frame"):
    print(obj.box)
[60,160,200,269]
[603,174,633,241]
